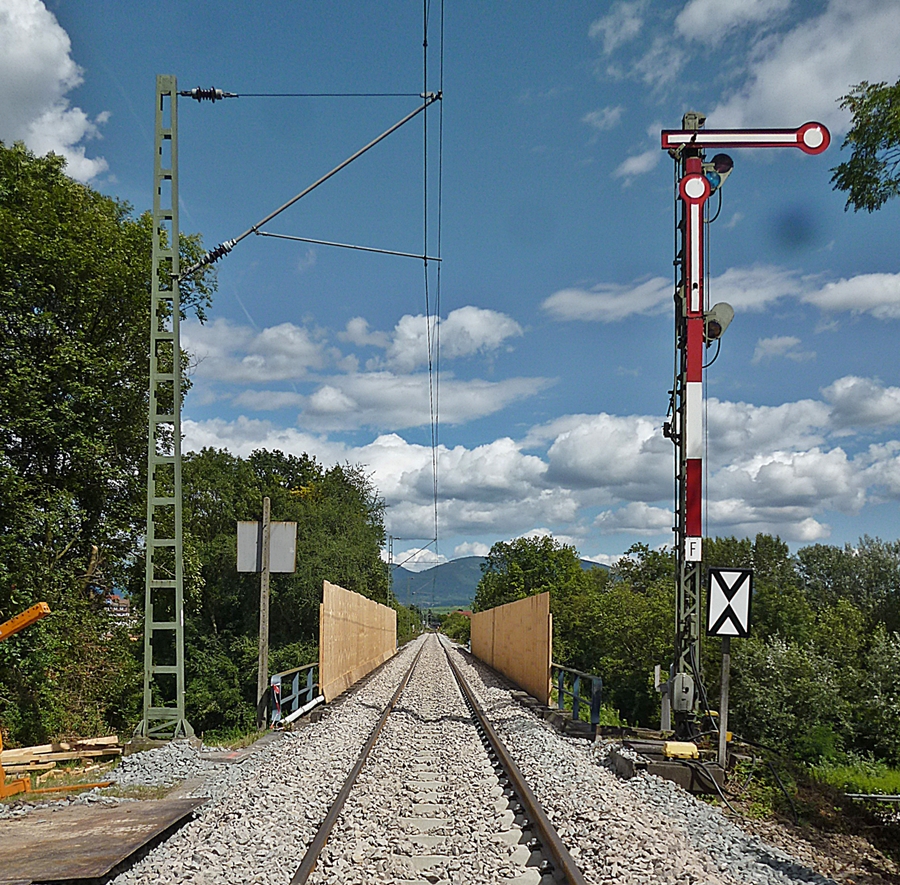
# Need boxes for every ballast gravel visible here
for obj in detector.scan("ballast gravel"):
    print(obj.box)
[445,638,836,885]
[109,636,429,885]
[4,634,866,883]
[305,634,539,885]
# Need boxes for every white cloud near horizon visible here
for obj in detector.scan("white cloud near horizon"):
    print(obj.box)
[184,318,328,383]
[0,0,108,181]
[543,267,900,323]
[301,373,551,431]
[185,373,900,545]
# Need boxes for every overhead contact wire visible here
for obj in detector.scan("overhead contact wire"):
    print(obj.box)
[422,0,440,563]
[237,92,420,97]
[434,0,444,548]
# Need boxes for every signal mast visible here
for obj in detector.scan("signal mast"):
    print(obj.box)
[660,114,830,738]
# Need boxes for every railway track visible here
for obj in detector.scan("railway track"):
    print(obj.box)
[108,634,842,885]
[293,633,586,885]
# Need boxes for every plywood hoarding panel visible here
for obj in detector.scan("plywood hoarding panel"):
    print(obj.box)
[470,592,551,705]
[319,581,397,702]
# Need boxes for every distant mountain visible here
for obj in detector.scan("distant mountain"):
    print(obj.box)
[390,556,609,611]
[391,556,484,610]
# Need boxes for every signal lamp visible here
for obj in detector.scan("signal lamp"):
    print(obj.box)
[702,153,734,192]
[704,302,734,342]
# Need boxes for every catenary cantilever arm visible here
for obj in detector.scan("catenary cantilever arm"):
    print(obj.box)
[180,93,441,279]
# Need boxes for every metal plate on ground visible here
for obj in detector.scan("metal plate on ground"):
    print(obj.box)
[0,798,205,883]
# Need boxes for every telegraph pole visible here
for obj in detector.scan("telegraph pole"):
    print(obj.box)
[256,496,272,728]
[661,116,830,738]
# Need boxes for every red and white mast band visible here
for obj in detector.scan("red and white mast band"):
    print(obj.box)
[680,158,709,560]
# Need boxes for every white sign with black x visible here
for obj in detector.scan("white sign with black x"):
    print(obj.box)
[707,568,753,638]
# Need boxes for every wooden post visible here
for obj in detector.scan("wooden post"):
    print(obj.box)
[718,636,731,767]
[256,496,271,729]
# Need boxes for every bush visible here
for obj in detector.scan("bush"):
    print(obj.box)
[441,611,471,644]
[731,637,849,762]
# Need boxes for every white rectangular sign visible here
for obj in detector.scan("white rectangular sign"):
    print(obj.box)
[237,521,297,573]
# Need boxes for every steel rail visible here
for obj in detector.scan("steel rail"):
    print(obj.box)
[290,642,425,885]
[441,640,590,885]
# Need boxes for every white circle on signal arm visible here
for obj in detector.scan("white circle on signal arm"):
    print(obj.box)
[684,176,706,199]
[803,126,824,148]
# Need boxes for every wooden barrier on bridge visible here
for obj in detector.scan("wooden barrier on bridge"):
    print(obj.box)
[470,592,552,705]
[319,581,397,702]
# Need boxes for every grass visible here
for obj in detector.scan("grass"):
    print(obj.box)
[549,689,626,727]
[200,726,267,749]
[811,757,900,795]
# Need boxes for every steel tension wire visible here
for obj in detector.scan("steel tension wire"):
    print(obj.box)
[181,88,419,99]
[179,92,442,279]
[255,231,441,262]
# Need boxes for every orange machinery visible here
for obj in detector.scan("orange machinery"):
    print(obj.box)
[0,603,50,799]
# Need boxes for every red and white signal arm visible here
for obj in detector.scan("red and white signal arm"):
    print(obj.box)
[707,568,753,638]
[661,123,830,155]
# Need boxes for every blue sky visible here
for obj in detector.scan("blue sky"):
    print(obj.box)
[4,0,900,569]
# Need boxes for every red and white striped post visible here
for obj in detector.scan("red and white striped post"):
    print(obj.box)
[661,116,829,737]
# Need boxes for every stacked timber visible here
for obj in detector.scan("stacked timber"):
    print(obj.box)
[1,735,120,774]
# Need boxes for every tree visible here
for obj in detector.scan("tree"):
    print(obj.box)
[472,535,602,667]
[0,142,214,743]
[177,448,389,734]
[473,535,586,611]
[831,78,900,212]
[441,611,471,644]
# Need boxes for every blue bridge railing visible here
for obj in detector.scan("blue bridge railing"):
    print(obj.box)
[551,662,602,733]
[270,662,322,726]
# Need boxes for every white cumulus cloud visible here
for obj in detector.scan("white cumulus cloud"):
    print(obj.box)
[380,306,523,373]
[675,0,792,45]
[184,318,327,383]
[0,0,108,181]
[596,502,673,535]
[803,273,900,319]
[708,0,900,133]
[823,377,900,429]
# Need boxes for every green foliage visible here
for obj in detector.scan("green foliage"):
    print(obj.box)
[472,535,606,668]
[396,604,422,646]
[591,545,674,725]
[855,629,900,765]
[441,610,471,644]
[730,637,848,762]
[832,79,900,212]
[473,535,585,610]
[178,448,389,734]
[0,142,212,745]
[812,756,900,795]
[468,530,900,770]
